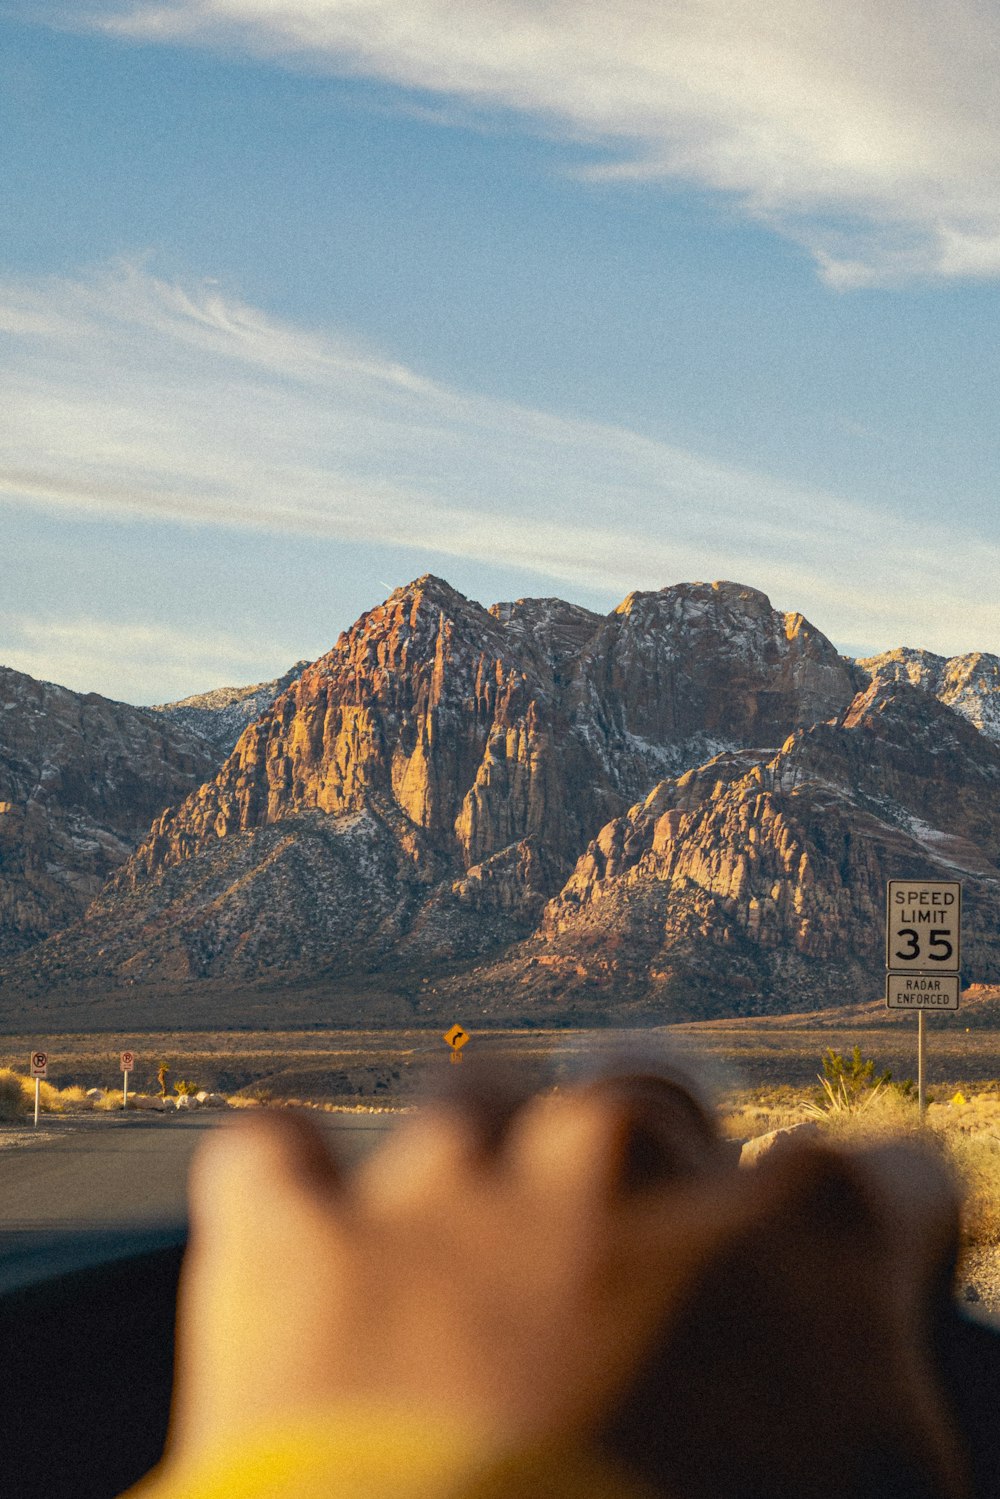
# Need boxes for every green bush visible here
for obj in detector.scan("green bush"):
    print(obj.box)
[173,1079,200,1097]
[807,1046,911,1117]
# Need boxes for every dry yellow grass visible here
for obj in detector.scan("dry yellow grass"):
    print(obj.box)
[0,1068,99,1117]
[723,1086,1000,1250]
[93,1089,130,1111]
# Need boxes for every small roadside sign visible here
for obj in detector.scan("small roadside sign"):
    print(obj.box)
[120,1050,136,1109]
[886,878,963,1120]
[30,1051,47,1128]
[443,1024,469,1051]
[886,880,961,972]
[886,973,960,1010]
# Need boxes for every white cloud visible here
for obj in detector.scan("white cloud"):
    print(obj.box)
[36,0,1000,286]
[0,611,289,703]
[1,260,997,660]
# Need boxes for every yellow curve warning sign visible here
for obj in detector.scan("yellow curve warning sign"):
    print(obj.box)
[443,1024,470,1052]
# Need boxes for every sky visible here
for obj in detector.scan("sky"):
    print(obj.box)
[1,1,998,704]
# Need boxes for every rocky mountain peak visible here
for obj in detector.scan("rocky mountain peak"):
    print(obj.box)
[857,646,1000,743]
[488,597,603,684]
[534,667,1000,1019]
[5,574,995,1023]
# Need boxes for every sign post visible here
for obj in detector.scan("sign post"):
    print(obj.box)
[885,880,962,1119]
[120,1051,135,1110]
[443,1024,470,1064]
[30,1051,48,1128]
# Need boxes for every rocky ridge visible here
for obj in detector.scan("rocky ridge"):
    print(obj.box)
[0,667,216,961]
[858,648,1000,743]
[516,679,1000,1016]
[151,661,309,757]
[1,577,857,1001]
[3,577,998,1023]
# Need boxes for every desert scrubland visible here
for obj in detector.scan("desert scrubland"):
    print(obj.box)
[2,1022,1000,1313]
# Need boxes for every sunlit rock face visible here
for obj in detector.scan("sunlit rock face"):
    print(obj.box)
[532,681,1000,1016]
[0,666,215,960]
[858,647,1000,743]
[37,575,853,990]
[13,573,999,1019]
[128,576,857,878]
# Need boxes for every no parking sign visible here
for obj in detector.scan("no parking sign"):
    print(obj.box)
[120,1050,136,1108]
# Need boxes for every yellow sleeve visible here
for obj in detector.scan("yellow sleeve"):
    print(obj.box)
[121,1409,654,1499]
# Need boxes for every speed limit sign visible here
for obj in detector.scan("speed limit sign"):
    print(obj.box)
[886,880,961,972]
[30,1051,48,1078]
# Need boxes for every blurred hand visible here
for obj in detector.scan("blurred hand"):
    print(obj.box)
[163,1072,969,1499]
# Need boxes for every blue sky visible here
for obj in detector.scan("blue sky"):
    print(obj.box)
[1,1,998,703]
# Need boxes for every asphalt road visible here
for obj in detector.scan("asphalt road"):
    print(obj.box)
[0,1110,396,1234]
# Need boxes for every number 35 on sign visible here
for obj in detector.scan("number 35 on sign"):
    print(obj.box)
[886,880,961,971]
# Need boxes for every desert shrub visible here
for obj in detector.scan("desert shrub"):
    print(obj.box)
[946,1131,1000,1247]
[35,1080,68,1113]
[0,1068,28,1122]
[804,1046,915,1119]
[813,1086,923,1143]
[721,1090,813,1139]
[36,1081,102,1113]
[94,1089,133,1111]
[55,1085,91,1108]
[173,1079,200,1097]
[234,1082,274,1105]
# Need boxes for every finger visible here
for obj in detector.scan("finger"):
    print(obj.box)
[186,1109,342,1239]
[502,1090,640,1216]
[427,1056,546,1156]
[356,1059,551,1213]
[853,1140,960,1305]
[353,1105,484,1214]
[173,1113,347,1459]
[580,1069,729,1190]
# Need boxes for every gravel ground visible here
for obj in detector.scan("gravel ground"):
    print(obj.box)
[0,1124,59,1148]
[958,1247,1000,1323]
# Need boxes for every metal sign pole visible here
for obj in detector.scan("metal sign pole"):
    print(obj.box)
[34,1077,40,1129]
[123,1068,129,1110]
[918,1010,926,1120]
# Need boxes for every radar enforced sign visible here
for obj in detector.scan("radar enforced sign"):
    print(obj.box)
[886,880,961,1010]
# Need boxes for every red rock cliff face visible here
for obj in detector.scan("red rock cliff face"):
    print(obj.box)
[2,575,865,995]
[127,577,594,892]
[568,581,855,786]
[531,681,1000,1015]
[125,577,856,890]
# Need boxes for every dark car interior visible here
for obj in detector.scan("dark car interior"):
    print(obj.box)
[3,1229,1000,1499]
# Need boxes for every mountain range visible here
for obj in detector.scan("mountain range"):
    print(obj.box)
[1,576,997,1027]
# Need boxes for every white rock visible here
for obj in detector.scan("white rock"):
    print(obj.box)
[739,1120,821,1167]
[196,1092,229,1108]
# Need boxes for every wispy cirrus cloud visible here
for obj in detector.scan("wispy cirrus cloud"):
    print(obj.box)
[1,260,997,658]
[0,611,286,703]
[29,0,1000,287]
